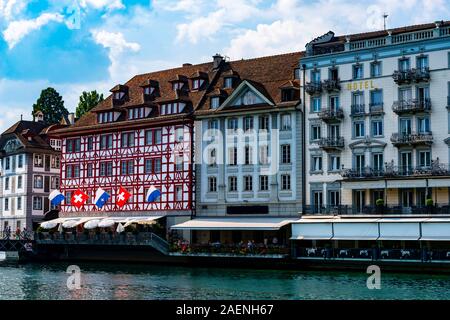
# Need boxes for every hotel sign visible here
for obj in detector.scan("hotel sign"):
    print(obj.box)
[346,80,378,91]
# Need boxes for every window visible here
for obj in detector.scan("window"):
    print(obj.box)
[281,174,291,191]
[244,146,253,165]
[154,158,162,173]
[228,147,237,166]
[400,118,412,135]
[5,157,10,170]
[207,120,219,136]
[224,77,233,89]
[66,138,81,153]
[100,135,113,150]
[121,132,135,147]
[370,61,382,77]
[4,198,9,211]
[175,127,184,142]
[355,154,365,173]
[51,176,59,190]
[144,86,155,95]
[311,70,320,83]
[34,175,43,189]
[281,114,291,131]
[282,89,295,102]
[17,176,22,189]
[371,120,383,137]
[259,115,269,131]
[175,186,183,201]
[208,148,217,167]
[227,118,238,132]
[100,162,113,177]
[353,121,365,138]
[34,154,43,167]
[244,116,254,132]
[370,90,383,107]
[312,97,321,113]
[129,107,145,120]
[373,153,384,173]
[211,97,220,109]
[208,177,217,192]
[87,163,93,178]
[175,154,184,171]
[419,150,431,168]
[417,56,428,70]
[33,197,42,210]
[229,176,237,192]
[329,155,341,172]
[418,117,430,134]
[173,82,184,91]
[399,58,410,71]
[329,191,340,206]
[353,64,364,79]
[192,79,204,90]
[329,96,340,110]
[87,137,94,151]
[17,197,22,210]
[50,139,61,151]
[243,176,253,191]
[51,156,60,169]
[259,145,269,165]
[294,68,300,80]
[281,145,291,164]
[259,175,269,191]
[5,178,9,190]
[155,129,162,144]
[121,160,134,175]
[145,158,162,174]
[311,125,321,141]
[98,112,115,123]
[312,156,322,172]
[17,155,23,168]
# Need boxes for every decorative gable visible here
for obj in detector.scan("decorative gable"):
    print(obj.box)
[2,138,23,153]
[219,80,274,110]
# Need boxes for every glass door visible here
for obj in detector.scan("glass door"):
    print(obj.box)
[400,118,412,135]
[400,152,412,176]
[401,190,414,210]
[355,154,365,176]
[354,191,366,214]
[328,124,340,139]
[313,191,323,214]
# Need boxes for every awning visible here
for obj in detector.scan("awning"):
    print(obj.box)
[291,221,334,240]
[428,179,450,188]
[332,221,379,240]
[387,179,427,188]
[378,221,421,241]
[171,217,298,231]
[342,181,385,190]
[41,216,162,228]
[421,220,450,241]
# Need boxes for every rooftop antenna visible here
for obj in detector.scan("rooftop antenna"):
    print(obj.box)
[383,13,389,31]
[20,114,23,121]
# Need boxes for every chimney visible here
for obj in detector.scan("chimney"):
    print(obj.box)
[182,63,193,67]
[35,111,44,123]
[67,113,75,125]
[213,54,224,69]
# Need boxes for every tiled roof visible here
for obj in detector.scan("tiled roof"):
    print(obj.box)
[0,120,57,151]
[56,51,304,133]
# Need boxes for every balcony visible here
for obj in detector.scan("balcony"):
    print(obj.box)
[350,104,365,116]
[322,79,341,92]
[369,103,384,114]
[318,137,345,151]
[392,99,431,114]
[318,108,344,123]
[302,204,450,216]
[392,68,430,85]
[391,132,433,147]
[305,82,322,95]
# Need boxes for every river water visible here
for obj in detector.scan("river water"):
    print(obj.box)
[0,263,449,300]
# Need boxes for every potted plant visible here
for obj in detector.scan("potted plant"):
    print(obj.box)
[426,198,434,214]
[376,199,385,214]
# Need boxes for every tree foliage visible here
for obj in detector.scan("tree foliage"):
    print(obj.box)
[32,87,68,125]
[75,90,104,119]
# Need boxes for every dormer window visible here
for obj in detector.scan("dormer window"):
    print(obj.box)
[161,102,186,115]
[173,82,185,91]
[192,79,205,90]
[114,91,125,100]
[224,77,233,89]
[282,89,296,102]
[211,97,220,109]
[128,107,148,120]
[98,111,117,123]
[144,86,155,95]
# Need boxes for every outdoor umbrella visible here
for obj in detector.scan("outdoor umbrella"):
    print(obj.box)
[58,223,63,233]
[116,223,125,233]
[41,221,58,230]
[62,220,79,229]
[84,219,101,230]
[98,219,115,228]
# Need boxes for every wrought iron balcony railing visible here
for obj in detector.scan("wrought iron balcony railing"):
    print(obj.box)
[391,132,433,146]
[322,79,341,92]
[392,99,431,114]
[318,137,345,151]
[369,103,384,114]
[318,108,344,123]
[303,204,450,216]
[305,82,323,95]
[350,104,365,116]
[392,67,430,84]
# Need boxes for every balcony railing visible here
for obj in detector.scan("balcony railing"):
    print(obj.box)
[303,204,450,216]
[350,104,365,116]
[392,67,430,84]
[305,82,323,95]
[318,108,344,123]
[392,99,431,114]
[318,137,345,151]
[322,79,341,92]
[341,162,450,180]
[369,103,384,114]
[391,132,433,146]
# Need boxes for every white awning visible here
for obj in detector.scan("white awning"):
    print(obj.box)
[342,181,385,189]
[332,221,379,240]
[428,179,450,188]
[421,221,450,241]
[291,222,333,240]
[171,217,298,231]
[387,179,427,188]
[378,222,421,241]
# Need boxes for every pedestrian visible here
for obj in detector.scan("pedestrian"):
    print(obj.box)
[272,236,278,245]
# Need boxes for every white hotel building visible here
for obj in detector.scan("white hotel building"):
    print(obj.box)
[300,21,450,215]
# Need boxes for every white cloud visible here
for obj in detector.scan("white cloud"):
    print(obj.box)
[0,0,28,21]
[153,0,206,13]
[3,12,64,49]
[79,0,125,10]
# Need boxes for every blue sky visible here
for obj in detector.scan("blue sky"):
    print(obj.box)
[0,0,448,131]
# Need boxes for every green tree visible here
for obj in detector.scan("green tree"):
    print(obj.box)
[32,87,68,125]
[75,90,104,118]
